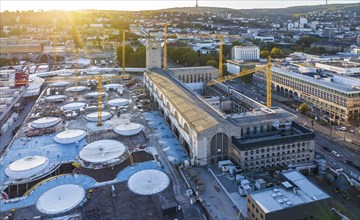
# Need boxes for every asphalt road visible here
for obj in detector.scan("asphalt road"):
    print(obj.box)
[225,80,360,178]
[0,97,38,154]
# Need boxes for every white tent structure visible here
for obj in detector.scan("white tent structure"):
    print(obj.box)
[85,91,106,98]
[61,102,88,111]
[44,95,67,102]
[31,117,61,129]
[127,169,170,195]
[54,129,86,144]
[107,98,129,107]
[36,184,85,214]
[57,72,73,77]
[5,156,50,180]
[114,122,144,136]
[49,81,71,87]
[79,140,126,164]
[66,86,88,92]
[85,111,112,122]
[85,71,100,75]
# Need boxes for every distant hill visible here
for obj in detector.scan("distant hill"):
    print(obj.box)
[158,6,239,14]
[241,3,359,17]
[157,3,359,18]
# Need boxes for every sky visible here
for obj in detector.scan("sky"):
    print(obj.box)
[0,0,358,12]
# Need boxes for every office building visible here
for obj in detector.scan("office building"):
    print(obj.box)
[231,122,315,170]
[231,46,260,61]
[254,66,360,122]
[247,170,331,220]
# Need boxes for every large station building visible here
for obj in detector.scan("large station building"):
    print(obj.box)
[144,40,315,166]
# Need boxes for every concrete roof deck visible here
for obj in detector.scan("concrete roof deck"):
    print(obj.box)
[229,107,297,125]
[147,68,233,133]
[272,67,360,94]
[250,171,330,214]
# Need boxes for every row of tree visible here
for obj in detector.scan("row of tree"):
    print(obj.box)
[167,46,222,68]
[0,58,18,67]
[116,45,146,68]
[260,48,284,59]
[115,44,225,70]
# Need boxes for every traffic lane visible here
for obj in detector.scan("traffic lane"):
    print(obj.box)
[315,143,360,176]
[0,97,37,152]
[315,130,359,159]
[239,86,359,148]
[228,81,360,160]
[316,134,360,166]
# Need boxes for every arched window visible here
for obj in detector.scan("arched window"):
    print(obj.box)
[174,111,179,122]
[183,123,190,135]
[160,94,164,104]
[210,133,228,163]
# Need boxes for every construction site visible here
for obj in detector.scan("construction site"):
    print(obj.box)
[1,24,359,220]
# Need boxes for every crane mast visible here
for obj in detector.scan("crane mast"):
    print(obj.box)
[122,30,126,75]
[218,34,223,79]
[53,35,57,71]
[163,24,168,69]
[97,75,103,126]
[74,47,79,101]
[266,56,272,108]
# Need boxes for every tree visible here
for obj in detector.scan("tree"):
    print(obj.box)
[271,47,283,58]
[260,50,270,58]
[116,45,146,68]
[306,47,326,55]
[296,36,320,48]
[299,102,311,115]
[231,40,242,47]
[206,60,218,68]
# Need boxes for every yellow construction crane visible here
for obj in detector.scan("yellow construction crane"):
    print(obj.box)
[266,56,272,108]
[97,74,103,126]
[43,74,128,126]
[207,66,266,86]
[122,29,126,75]
[208,58,273,107]
[218,34,223,79]
[53,34,57,71]
[163,24,168,69]
[162,31,223,76]
[74,47,79,101]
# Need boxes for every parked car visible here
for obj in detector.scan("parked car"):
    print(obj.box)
[345,138,352,143]
[322,146,331,152]
[339,126,347,131]
[332,151,341,157]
